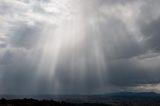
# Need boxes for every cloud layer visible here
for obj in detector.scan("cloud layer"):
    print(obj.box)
[0,0,160,94]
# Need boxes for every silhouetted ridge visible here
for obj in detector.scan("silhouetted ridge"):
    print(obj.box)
[0,98,113,106]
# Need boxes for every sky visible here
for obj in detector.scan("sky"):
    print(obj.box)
[0,0,160,95]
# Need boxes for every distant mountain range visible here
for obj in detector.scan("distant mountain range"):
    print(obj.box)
[108,92,160,97]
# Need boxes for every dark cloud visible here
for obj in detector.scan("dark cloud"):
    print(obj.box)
[98,18,144,59]
[107,59,160,86]
[141,17,160,52]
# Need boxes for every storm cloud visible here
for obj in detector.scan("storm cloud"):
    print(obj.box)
[0,0,160,94]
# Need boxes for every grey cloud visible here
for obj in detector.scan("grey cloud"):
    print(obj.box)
[8,23,42,48]
[107,59,160,87]
[98,18,144,59]
[0,42,7,48]
[0,49,38,94]
[141,17,160,52]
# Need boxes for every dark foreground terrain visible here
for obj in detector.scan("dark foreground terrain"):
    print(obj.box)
[0,98,110,106]
[1,92,160,106]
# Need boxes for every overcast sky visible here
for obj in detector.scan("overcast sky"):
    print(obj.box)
[0,0,160,95]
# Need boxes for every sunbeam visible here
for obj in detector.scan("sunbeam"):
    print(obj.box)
[31,0,108,94]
